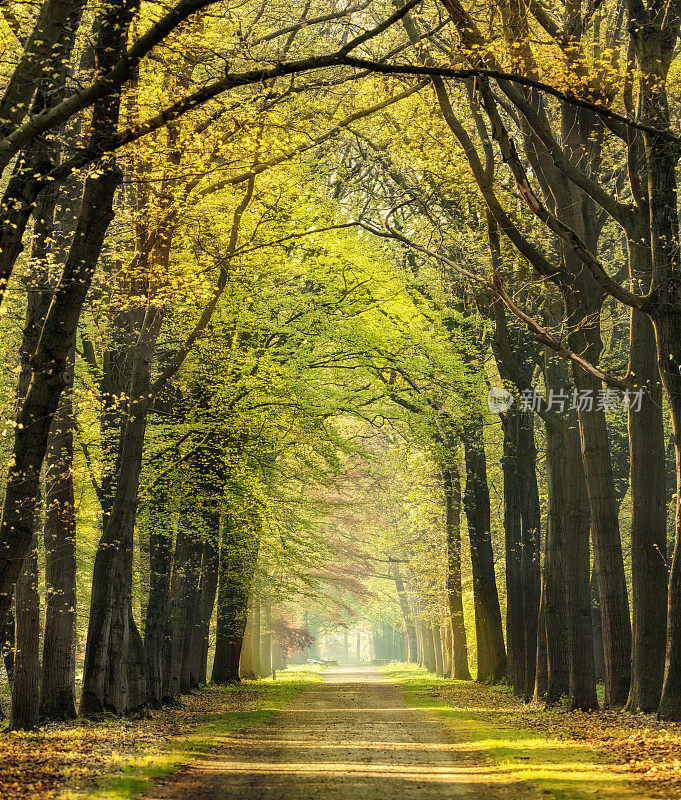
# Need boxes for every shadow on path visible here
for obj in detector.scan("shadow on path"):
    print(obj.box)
[145,666,532,800]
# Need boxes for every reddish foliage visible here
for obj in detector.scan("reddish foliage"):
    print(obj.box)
[271,617,315,655]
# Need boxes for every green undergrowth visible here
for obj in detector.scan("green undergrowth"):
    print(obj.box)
[63,665,323,800]
[381,663,641,800]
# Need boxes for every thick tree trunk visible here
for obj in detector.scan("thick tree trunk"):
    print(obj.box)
[558,84,630,710]
[167,493,205,698]
[192,537,219,686]
[542,390,569,705]
[575,369,631,707]
[502,410,524,696]
[0,0,133,650]
[180,545,203,692]
[591,568,605,684]
[462,415,506,683]
[517,410,541,702]
[167,522,192,698]
[251,598,262,678]
[212,515,260,683]
[564,420,598,710]
[567,290,631,707]
[239,602,256,680]
[491,299,541,699]
[16,16,82,721]
[81,315,158,715]
[422,621,436,673]
[260,603,272,678]
[11,536,40,730]
[626,288,667,712]
[629,14,681,720]
[40,379,77,720]
[144,479,174,707]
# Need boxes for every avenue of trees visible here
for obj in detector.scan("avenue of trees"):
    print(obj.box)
[1,0,681,731]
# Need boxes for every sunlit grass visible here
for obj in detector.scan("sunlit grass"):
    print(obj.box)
[381,663,641,800]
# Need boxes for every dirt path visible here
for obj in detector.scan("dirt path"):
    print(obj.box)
[145,666,532,800]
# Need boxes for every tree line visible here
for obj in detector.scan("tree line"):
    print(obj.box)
[0,0,681,731]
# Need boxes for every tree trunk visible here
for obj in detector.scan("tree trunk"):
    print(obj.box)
[415,616,423,666]
[192,537,219,686]
[432,621,444,677]
[502,409,524,696]
[443,617,453,678]
[444,464,471,680]
[630,15,681,720]
[517,410,541,702]
[167,519,192,698]
[239,601,256,680]
[251,598,262,678]
[260,602,272,678]
[144,478,174,707]
[568,295,631,707]
[81,312,160,715]
[462,415,506,683]
[422,621,436,673]
[542,380,569,705]
[534,580,548,701]
[40,377,77,720]
[564,419,598,710]
[11,536,40,730]
[181,547,203,693]
[393,566,418,663]
[212,514,260,683]
[626,295,667,712]
[591,567,605,684]
[0,0,132,653]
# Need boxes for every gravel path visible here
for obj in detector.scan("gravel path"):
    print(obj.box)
[145,666,529,800]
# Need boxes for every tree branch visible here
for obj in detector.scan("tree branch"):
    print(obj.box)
[476,83,648,310]
[359,221,636,391]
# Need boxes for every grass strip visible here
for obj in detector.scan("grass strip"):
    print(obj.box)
[381,664,642,800]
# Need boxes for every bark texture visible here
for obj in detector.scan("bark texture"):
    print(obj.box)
[462,415,506,683]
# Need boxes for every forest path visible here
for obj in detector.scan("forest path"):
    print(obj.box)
[144,666,534,800]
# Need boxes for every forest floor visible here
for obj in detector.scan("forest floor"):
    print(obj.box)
[2,664,681,799]
[0,665,323,800]
[382,664,681,799]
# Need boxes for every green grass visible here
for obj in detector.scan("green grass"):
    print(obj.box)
[64,665,323,800]
[381,664,638,800]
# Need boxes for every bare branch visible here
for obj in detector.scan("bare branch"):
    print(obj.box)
[490,274,633,391]
[476,83,648,311]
